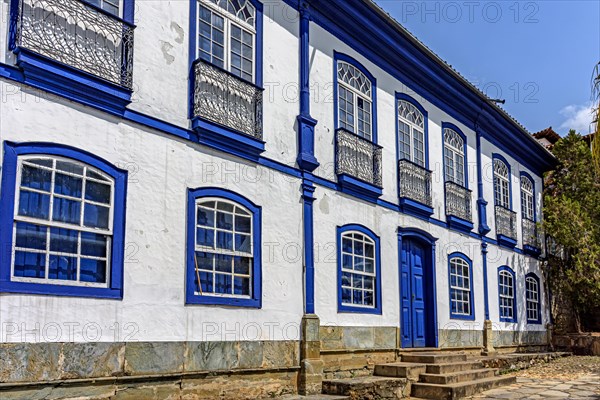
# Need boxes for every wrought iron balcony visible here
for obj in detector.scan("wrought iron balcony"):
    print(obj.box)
[398,159,432,207]
[522,218,540,249]
[11,0,134,88]
[495,206,517,241]
[445,181,472,222]
[335,128,383,187]
[193,59,263,140]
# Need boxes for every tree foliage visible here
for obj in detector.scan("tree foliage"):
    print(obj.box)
[592,62,600,173]
[544,131,600,332]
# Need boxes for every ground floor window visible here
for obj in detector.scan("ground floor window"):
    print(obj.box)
[526,273,542,324]
[448,253,474,320]
[498,266,517,322]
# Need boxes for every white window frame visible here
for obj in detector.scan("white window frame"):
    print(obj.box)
[194,197,253,299]
[526,276,540,322]
[521,176,535,221]
[499,270,515,320]
[337,61,373,140]
[340,231,376,309]
[12,156,115,288]
[444,128,465,186]
[197,0,257,83]
[494,159,511,209]
[397,100,425,167]
[449,257,471,316]
[91,0,124,17]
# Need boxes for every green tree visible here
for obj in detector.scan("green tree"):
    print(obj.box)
[544,131,600,332]
[592,62,600,172]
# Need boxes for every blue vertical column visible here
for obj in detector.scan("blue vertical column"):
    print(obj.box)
[476,125,490,235]
[302,177,316,314]
[481,241,490,320]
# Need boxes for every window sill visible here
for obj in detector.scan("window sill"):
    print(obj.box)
[399,197,434,218]
[497,234,518,248]
[0,280,123,299]
[338,303,382,315]
[337,174,383,202]
[13,49,132,115]
[499,317,518,323]
[192,118,265,163]
[186,293,261,308]
[523,244,542,257]
[446,215,474,233]
[449,313,476,321]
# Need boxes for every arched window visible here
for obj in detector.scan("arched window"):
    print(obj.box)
[187,187,261,307]
[197,0,257,82]
[525,273,542,324]
[0,142,127,298]
[443,128,465,186]
[337,60,373,140]
[521,175,535,221]
[338,224,381,314]
[493,158,511,208]
[398,99,425,166]
[448,253,474,320]
[498,266,517,322]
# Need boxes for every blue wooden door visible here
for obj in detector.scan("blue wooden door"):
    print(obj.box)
[400,239,429,348]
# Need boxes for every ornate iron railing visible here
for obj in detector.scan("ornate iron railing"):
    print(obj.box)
[522,218,540,248]
[335,128,382,187]
[193,59,263,140]
[398,159,432,207]
[495,206,517,240]
[11,0,134,88]
[445,181,472,221]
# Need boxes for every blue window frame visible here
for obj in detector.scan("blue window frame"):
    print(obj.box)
[337,224,382,314]
[498,266,517,323]
[442,122,468,187]
[186,187,261,308]
[334,52,378,142]
[396,93,428,168]
[448,252,475,320]
[0,142,127,299]
[493,154,512,209]
[525,272,542,324]
[520,172,535,222]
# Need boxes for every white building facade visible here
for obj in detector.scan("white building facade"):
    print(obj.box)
[0,0,556,397]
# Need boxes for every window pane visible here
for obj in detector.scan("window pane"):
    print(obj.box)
[48,255,77,281]
[216,211,233,229]
[18,191,50,220]
[215,273,232,294]
[196,227,215,248]
[53,197,82,225]
[196,252,214,270]
[235,234,251,252]
[234,256,250,274]
[235,215,251,233]
[85,181,111,204]
[80,258,107,283]
[81,232,108,257]
[15,222,47,250]
[216,231,233,250]
[83,204,109,229]
[13,251,46,278]
[234,277,250,295]
[198,208,215,227]
[215,254,232,272]
[54,173,83,198]
[50,228,78,254]
[21,165,51,191]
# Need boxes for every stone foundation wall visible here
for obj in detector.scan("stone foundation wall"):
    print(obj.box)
[438,329,548,350]
[554,334,600,356]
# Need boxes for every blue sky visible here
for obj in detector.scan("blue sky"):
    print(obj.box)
[373,0,600,135]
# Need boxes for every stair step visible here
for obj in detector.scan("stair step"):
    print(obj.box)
[411,375,517,400]
[322,376,409,399]
[401,352,467,364]
[278,396,349,400]
[426,361,483,374]
[374,362,427,379]
[419,368,498,384]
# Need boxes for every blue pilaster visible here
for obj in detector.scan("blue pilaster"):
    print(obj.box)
[476,125,491,235]
[302,175,316,314]
[482,241,490,320]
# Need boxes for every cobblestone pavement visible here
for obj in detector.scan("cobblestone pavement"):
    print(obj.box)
[470,356,600,399]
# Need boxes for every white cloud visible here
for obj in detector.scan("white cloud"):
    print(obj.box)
[558,102,595,133]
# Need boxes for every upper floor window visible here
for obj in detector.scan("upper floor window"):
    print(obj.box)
[443,128,465,186]
[521,175,535,221]
[525,273,541,324]
[337,61,373,140]
[338,224,381,314]
[448,253,474,320]
[0,142,127,299]
[187,187,261,308]
[494,158,511,208]
[498,266,517,322]
[89,0,120,15]
[398,100,425,166]
[197,0,257,82]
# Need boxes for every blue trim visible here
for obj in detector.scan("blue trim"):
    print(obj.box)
[185,187,262,308]
[476,129,490,235]
[333,52,378,143]
[448,252,476,321]
[337,174,383,202]
[525,272,543,325]
[302,178,316,314]
[397,227,438,348]
[447,215,474,233]
[0,142,128,299]
[396,93,429,169]
[399,198,434,218]
[523,244,542,258]
[192,117,266,162]
[498,266,517,323]
[497,233,518,249]
[337,224,382,315]
[12,49,132,115]
[482,242,490,320]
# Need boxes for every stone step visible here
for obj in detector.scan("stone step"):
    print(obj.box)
[374,362,427,379]
[322,376,409,399]
[411,375,517,400]
[401,352,467,364]
[419,368,498,384]
[425,361,483,375]
[277,395,350,400]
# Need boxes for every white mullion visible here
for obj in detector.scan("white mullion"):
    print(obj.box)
[45,160,57,281]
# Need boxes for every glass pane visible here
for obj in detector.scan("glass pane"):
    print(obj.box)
[48,255,77,280]
[216,211,233,229]
[364,259,374,273]
[197,208,215,227]
[199,271,213,293]
[215,254,232,272]
[342,254,353,269]
[81,232,108,257]
[80,258,107,283]
[54,173,83,198]
[21,165,51,192]
[53,197,82,225]
[83,204,109,229]
[18,191,50,220]
[50,228,78,254]
[217,202,234,212]
[15,222,47,250]
[354,256,364,271]
[216,231,233,250]
[214,273,232,294]
[353,240,364,256]
[235,234,251,252]
[196,227,215,248]
[342,288,351,303]
[235,216,251,233]
[85,181,111,204]
[56,160,84,175]
[234,277,250,295]
[13,251,46,278]
[196,252,213,270]
[234,256,250,274]
[342,237,353,253]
